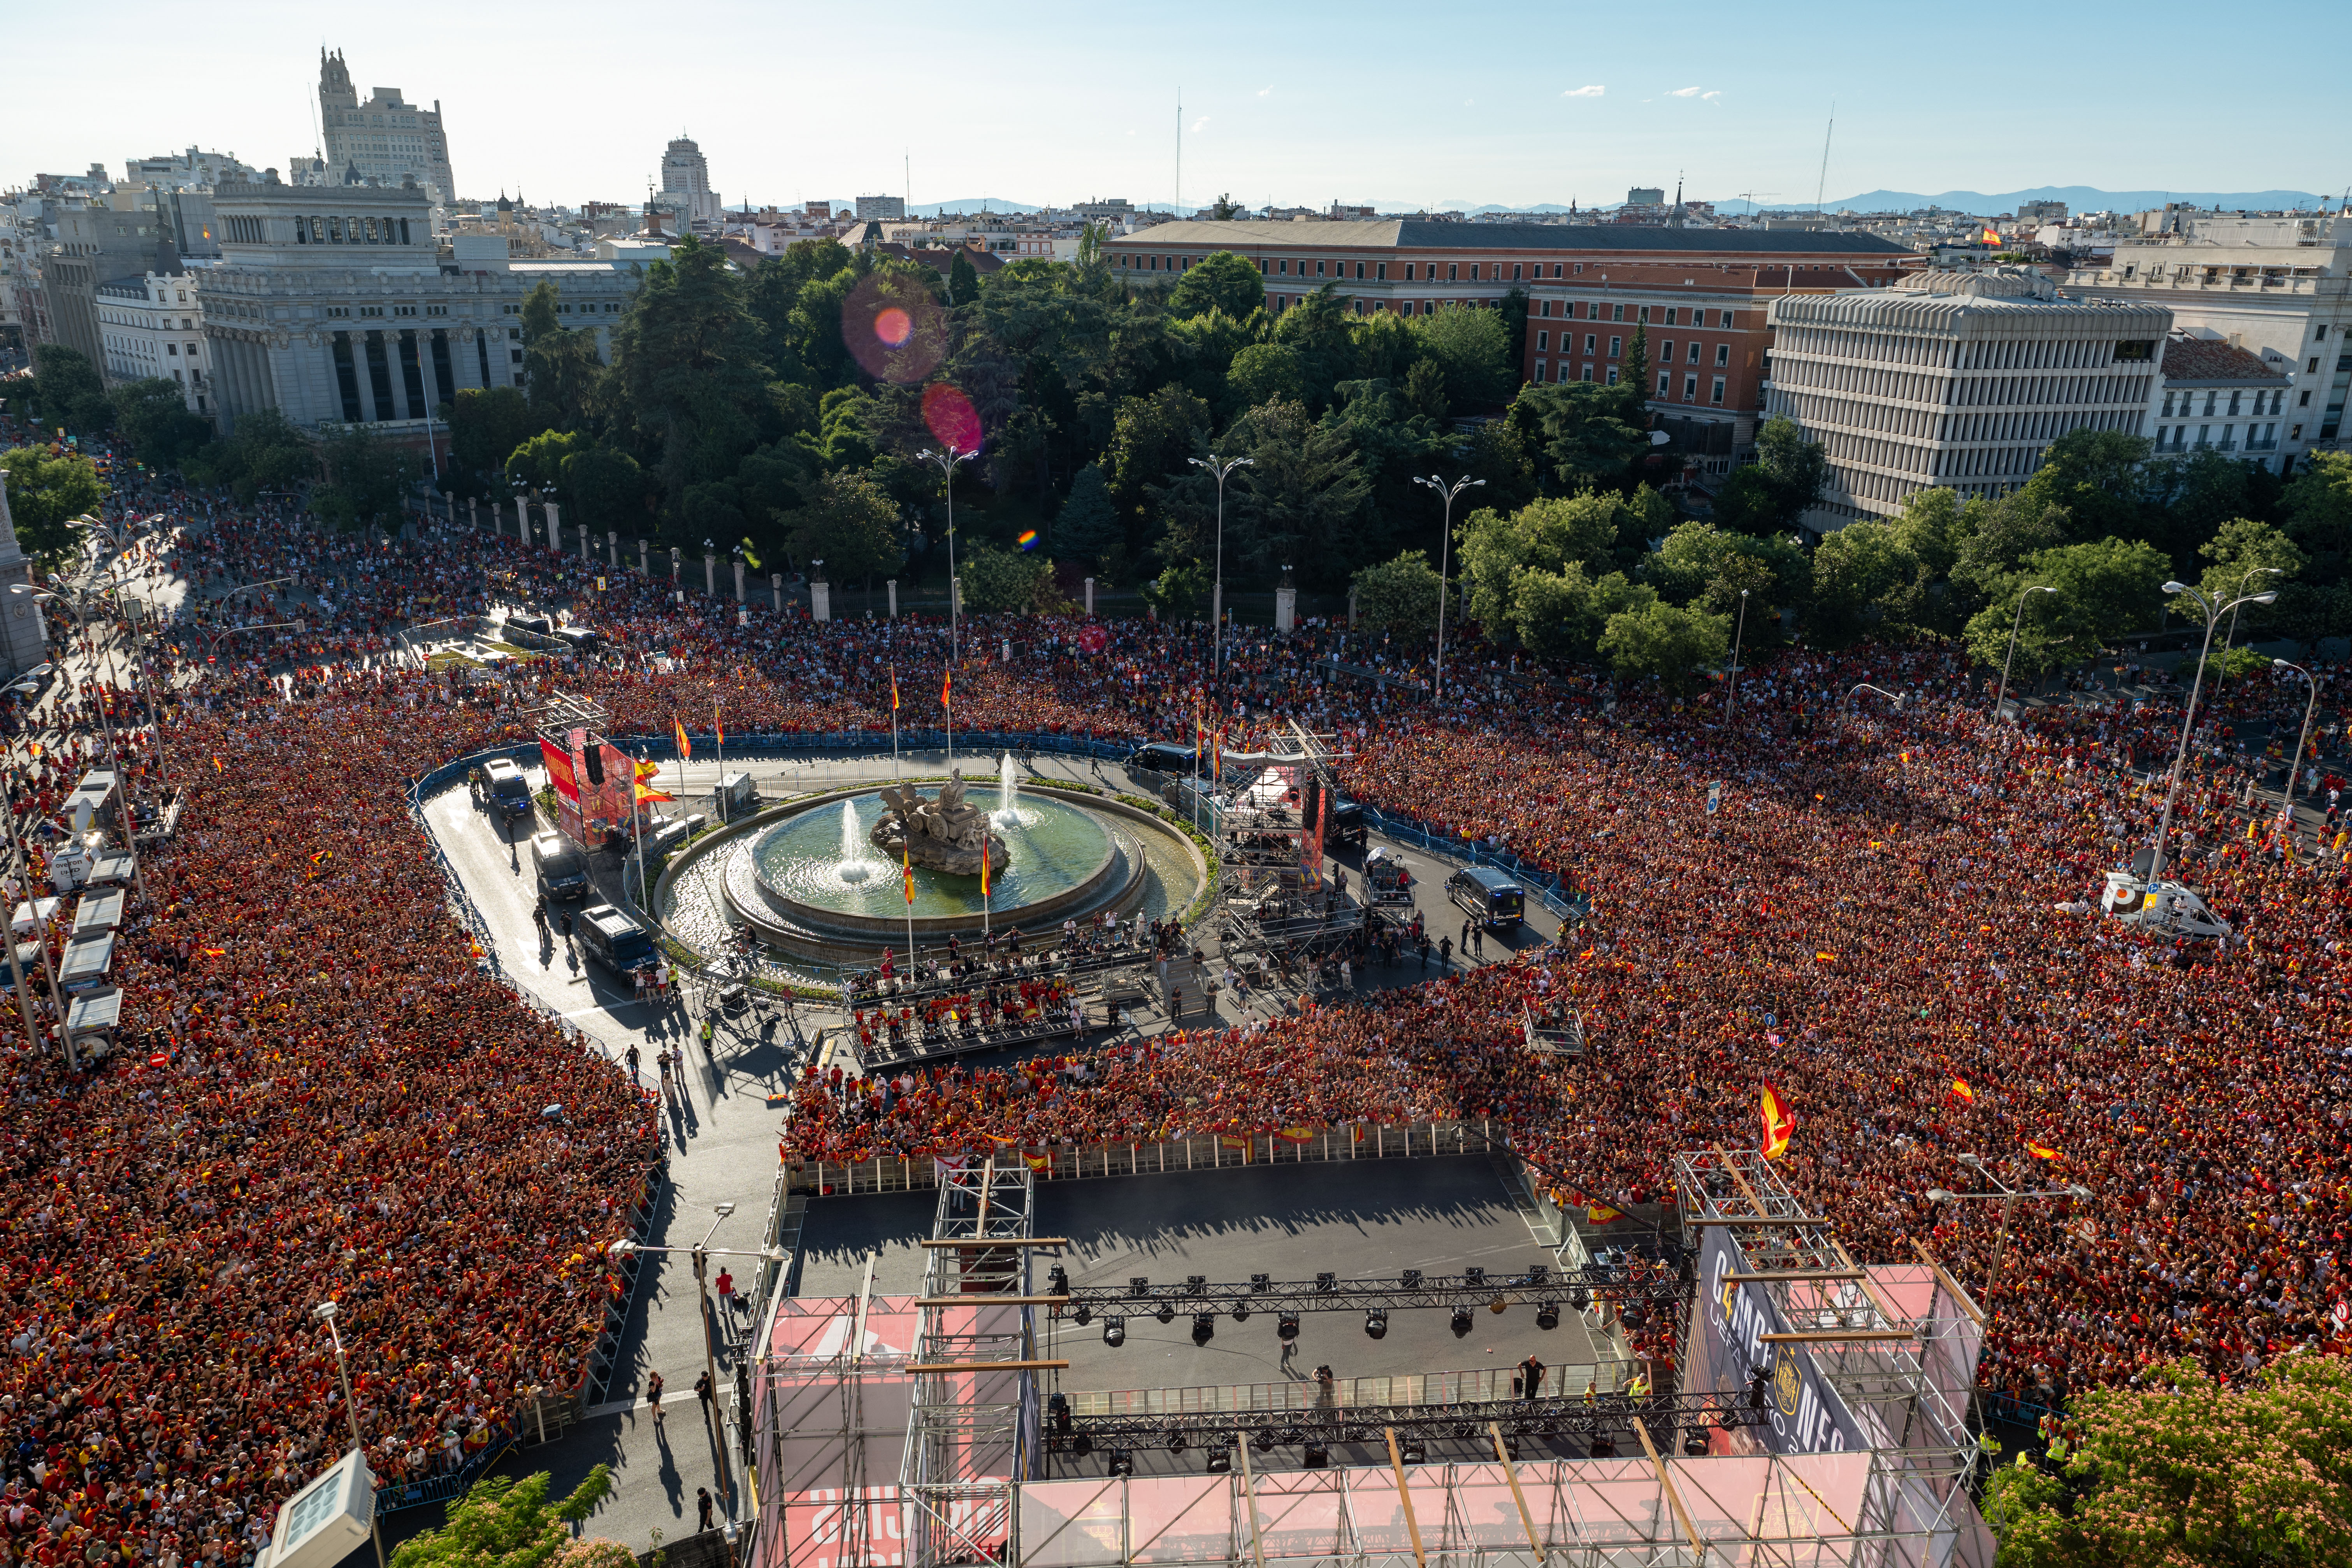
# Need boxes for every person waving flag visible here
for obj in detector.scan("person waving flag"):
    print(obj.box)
[1760,1084,1795,1161]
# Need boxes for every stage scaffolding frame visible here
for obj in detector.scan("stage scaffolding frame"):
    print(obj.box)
[1210,721,1360,961]
[900,1160,1042,1567]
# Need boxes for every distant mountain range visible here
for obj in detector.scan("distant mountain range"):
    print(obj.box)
[908,198,1041,216]
[1814,186,2334,216]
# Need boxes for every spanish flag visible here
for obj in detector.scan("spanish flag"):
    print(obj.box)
[1587,1201,1625,1226]
[714,703,724,745]
[903,844,915,907]
[1949,1079,1975,1105]
[979,831,990,900]
[635,781,674,804]
[1761,1084,1794,1161]
[942,667,952,709]
[634,758,661,781]
[891,668,901,711]
[673,716,692,760]
[211,755,223,774]
[2025,1139,2062,1162]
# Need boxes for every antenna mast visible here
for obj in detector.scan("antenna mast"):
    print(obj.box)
[1175,88,1182,216]
[1814,102,1835,213]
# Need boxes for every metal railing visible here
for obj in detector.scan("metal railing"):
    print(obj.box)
[1062,1362,1627,1419]
[1354,805,1586,922]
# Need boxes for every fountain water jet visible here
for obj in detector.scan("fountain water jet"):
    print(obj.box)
[995,753,1021,826]
[836,798,874,881]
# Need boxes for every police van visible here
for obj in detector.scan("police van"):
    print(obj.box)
[1447,866,1525,930]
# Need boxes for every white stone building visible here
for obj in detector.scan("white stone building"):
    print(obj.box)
[198,177,645,440]
[95,271,213,413]
[316,49,455,204]
[656,136,722,231]
[2145,333,2291,462]
[1764,268,2171,529]
[2064,212,2352,469]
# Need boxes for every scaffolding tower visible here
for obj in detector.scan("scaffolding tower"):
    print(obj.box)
[899,1160,1047,1567]
[1207,720,1361,964]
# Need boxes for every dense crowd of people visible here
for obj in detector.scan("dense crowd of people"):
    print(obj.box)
[0,423,2347,1568]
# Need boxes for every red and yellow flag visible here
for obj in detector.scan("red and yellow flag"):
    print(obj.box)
[1587,1201,1625,1226]
[1760,1084,1795,1161]
[942,667,952,709]
[979,831,990,900]
[903,844,915,907]
[1949,1079,1975,1105]
[714,703,724,744]
[673,716,692,760]
[891,668,901,711]
[2025,1139,2062,1162]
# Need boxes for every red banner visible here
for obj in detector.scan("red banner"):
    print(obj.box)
[541,739,579,802]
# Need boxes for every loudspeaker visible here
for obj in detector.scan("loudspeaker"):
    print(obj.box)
[583,745,604,785]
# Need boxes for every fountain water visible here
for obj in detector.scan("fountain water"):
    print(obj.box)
[996,753,1020,826]
[836,798,873,881]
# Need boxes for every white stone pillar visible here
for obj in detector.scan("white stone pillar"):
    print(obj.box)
[811,576,831,623]
[467,497,479,533]
[733,557,746,602]
[1084,577,1095,618]
[886,579,898,618]
[513,497,528,543]
[545,502,562,555]
[1275,585,1296,633]
[638,540,650,576]
[771,572,783,613]
[704,553,715,598]
[609,530,620,570]
[581,517,594,565]
[1348,584,1360,629]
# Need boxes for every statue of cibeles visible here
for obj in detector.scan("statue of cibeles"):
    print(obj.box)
[871,770,1010,876]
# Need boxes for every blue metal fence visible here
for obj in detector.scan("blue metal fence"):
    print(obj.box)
[374,1435,515,1519]
[1356,805,1587,923]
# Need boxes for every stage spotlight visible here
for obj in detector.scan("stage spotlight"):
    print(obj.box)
[1683,1430,1710,1457]
[1400,1268,1422,1289]
[1363,1309,1388,1340]
[1205,1445,1233,1474]
[1107,1449,1134,1476]
[1569,1287,1591,1311]
[1252,1426,1278,1454]
[1622,1304,1648,1331]
[1231,1302,1252,1323]
[1463,1266,1487,1286]
[1314,1271,1337,1292]
[1535,1300,1560,1331]
[1129,1275,1151,1297]
[1192,1312,1216,1342]
[1047,1263,1069,1295]
[1156,1303,1176,1325]
[1489,1294,1509,1315]
[1399,1436,1428,1464]
[1278,1313,1301,1342]
[1526,1263,1550,1285]
[1449,1306,1473,1336]
[1166,1428,1188,1455]
[1073,1432,1093,1458]
[1049,1392,1072,1434]
[1104,1316,1126,1348]
[1186,1273,1207,1294]
[1249,1272,1272,1294]
[1590,1435,1617,1459]
[1500,1433,1523,1460]
[1073,1303,1093,1327]
[1302,1443,1330,1469]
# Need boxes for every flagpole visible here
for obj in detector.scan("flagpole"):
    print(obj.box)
[945,667,954,781]
[981,824,991,941]
[903,845,917,977]
[715,700,724,783]
[891,666,901,784]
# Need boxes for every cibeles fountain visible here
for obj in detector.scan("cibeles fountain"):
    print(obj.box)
[655,757,1207,969]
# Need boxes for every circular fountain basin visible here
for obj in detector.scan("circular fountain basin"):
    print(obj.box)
[745,790,1120,938]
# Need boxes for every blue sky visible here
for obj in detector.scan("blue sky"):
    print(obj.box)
[13,0,2347,211]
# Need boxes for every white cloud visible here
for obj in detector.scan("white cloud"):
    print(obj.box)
[1667,86,1703,97]
[1189,117,1209,132]
[1702,90,1722,101]
[1256,85,1273,97]
[1561,84,1605,98]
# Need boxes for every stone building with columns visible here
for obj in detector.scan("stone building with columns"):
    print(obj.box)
[198,175,645,439]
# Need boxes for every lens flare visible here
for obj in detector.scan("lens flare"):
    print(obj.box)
[841,274,945,382]
[873,307,913,348]
[1017,530,1039,550]
[922,382,984,456]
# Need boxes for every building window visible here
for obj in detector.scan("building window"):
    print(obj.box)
[1638,306,1651,325]
[1611,303,1625,322]
[2114,340,2156,362]
[1537,331,1549,351]
[1609,336,1622,357]
[1535,361,1548,381]
[1715,343,1729,367]
[1447,263,1458,281]
[1376,262,1387,280]
[1656,372,1669,395]
[509,328,522,341]
[1605,367,1619,385]
[512,349,524,364]
[1584,334,1596,352]
[1683,373,1698,400]
[1712,376,1725,404]
[166,343,177,356]
[1355,261,1365,279]
[1660,341,1674,362]
[1512,264,1523,281]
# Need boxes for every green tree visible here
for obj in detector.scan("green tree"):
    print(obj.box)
[518,281,604,432]
[785,469,903,599]
[107,378,214,471]
[562,442,654,538]
[388,1466,615,1568]
[1410,304,1514,411]
[1350,550,1446,641]
[1506,380,1648,490]
[1981,1357,2352,1568]
[183,407,313,505]
[1268,288,1357,407]
[1745,416,1829,532]
[1140,557,1210,621]
[30,344,109,434]
[1226,342,1305,409]
[2195,516,2304,633]
[2015,427,2152,545]
[505,428,590,496]
[309,423,419,533]
[1053,464,1121,571]
[1807,519,1922,647]
[960,542,1062,613]
[1165,251,1265,321]
[604,235,779,525]
[446,386,543,494]
[1597,600,1730,691]
[1950,490,2071,611]
[0,446,102,567]
[1621,323,1651,404]
[1456,490,1651,632]
[1103,384,1211,533]
[1961,535,2169,676]
[1402,359,1451,423]
[1642,521,1809,627]
[947,249,980,307]
[1498,288,1531,386]
[2280,449,2352,586]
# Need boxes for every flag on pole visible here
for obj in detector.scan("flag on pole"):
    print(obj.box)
[2025,1139,2062,1162]
[1760,1084,1794,1160]
[891,668,901,711]
[903,844,915,906]
[979,832,991,899]
[1949,1079,1975,1105]
[942,668,952,709]
[1587,1201,1625,1226]
[673,716,692,760]
[714,703,724,744]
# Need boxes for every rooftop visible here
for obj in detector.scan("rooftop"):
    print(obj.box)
[2157,334,2289,385]
[1106,219,1915,255]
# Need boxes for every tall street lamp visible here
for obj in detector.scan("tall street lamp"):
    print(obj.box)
[2146,580,2278,905]
[312,1301,390,1568]
[1410,474,1483,705]
[2206,565,2284,707]
[1186,455,1252,695]
[1925,1156,2092,1433]
[1724,588,1750,723]
[2272,657,2320,850]
[14,583,149,906]
[918,446,973,666]
[1991,585,2058,721]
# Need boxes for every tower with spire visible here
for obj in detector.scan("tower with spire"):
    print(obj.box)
[316,47,455,203]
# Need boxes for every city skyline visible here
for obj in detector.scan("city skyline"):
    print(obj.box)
[7,0,2347,214]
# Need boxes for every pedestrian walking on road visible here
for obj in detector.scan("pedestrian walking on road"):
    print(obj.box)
[647,1371,665,1426]
[695,1368,714,1418]
[696,1488,714,1533]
